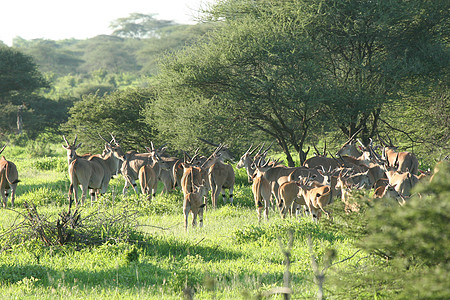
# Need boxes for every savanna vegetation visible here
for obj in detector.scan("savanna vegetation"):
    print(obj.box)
[0,0,449,298]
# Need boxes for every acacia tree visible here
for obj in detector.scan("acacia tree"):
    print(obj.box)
[153,0,448,163]
[154,1,330,166]
[110,13,176,39]
[301,0,448,142]
[0,46,50,134]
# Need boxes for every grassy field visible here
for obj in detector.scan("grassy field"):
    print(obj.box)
[0,144,417,299]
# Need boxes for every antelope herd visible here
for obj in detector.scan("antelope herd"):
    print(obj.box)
[0,132,446,231]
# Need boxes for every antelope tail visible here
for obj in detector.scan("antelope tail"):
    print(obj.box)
[5,161,19,185]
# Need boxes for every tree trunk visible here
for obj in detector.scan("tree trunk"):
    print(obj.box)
[17,104,24,135]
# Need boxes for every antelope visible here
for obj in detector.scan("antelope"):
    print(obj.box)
[68,141,123,206]
[120,142,166,195]
[183,185,206,231]
[0,144,19,208]
[384,154,419,199]
[236,143,273,182]
[373,183,406,205]
[303,155,340,171]
[198,140,239,208]
[296,177,332,221]
[251,171,272,222]
[277,180,306,219]
[254,157,324,206]
[304,141,341,170]
[62,135,92,166]
[144,145,179,194]
[208,160,235,208]
[180,144,225,206]
[335,171,365,213]
[378,134,419,175]
[138,152,170,201]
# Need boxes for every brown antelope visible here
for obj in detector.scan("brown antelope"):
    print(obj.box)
[68,142,123,206]
[296,178,332,220]
[378,134,419,174]
[144,144,179,194]
[254,157,324,206]
[251,171,272,222]
[303,155,341,171]
[430,160,449,182]
[208,160,235,208]
[138,152,170,201]
[277,180,306,219]
[335,171,365,213]
[197,141,239,208]
[373,183,406,205]
[384,154,419,199]
[236,143,273,182]
[180,144,225,204]
[183,185,206,231]
[120,142,166,195]
[0,144,19,208]
[304,141,341,170]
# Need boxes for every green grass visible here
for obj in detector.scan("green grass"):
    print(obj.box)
[0,145,378,299]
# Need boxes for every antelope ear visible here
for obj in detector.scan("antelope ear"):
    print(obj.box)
[199,204,206,209]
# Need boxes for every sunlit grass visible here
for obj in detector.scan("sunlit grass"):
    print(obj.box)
[0,144,368,299]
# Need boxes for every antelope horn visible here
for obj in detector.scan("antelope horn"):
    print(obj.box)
[200,143,224,168]
[189,153,199,164]
[150,141,155,151]
[356,138,366,149]
[377,133,387,147]
[110,133,118,144]
[62,135,70,146]
[248,144,258,155]
[394,153,399,167]
[263,142,273,155]
[261,157,270,168]
[99,133,111,145]
[256,142,266,156]
[313,143,321,156]
[343,127,363,146]
[244,144,253,155]
[385,132,394,147]
[0,143,7,155]
[73,134,78,145]
[198,137,220,147]
[323,140,327,156]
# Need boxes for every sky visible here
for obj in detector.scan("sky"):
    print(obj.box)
[0,0,215,46]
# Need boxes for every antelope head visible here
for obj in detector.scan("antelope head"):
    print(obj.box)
[62,135,82,164]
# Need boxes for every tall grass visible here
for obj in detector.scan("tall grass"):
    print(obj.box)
[0,144,378,299]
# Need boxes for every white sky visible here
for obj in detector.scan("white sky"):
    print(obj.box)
[0,0,215,46]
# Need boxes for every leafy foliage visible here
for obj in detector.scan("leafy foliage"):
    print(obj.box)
[61,88,158,153]
[0,46,48,97]
[327,161,450,299]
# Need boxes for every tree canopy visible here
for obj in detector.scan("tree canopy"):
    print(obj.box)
[153,0,448,165]
[0,46,48,98]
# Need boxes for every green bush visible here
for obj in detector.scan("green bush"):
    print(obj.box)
[328,161,450,299]
[33,157,66,172]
